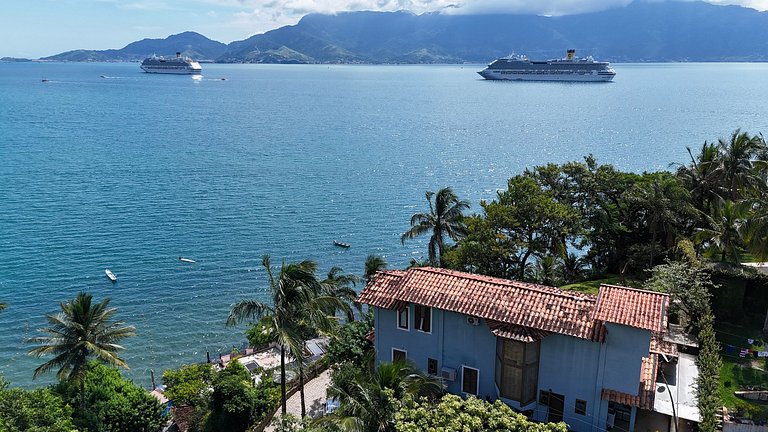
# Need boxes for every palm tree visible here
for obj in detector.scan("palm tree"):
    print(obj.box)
[401,187,470,267]
[713,130,766,201]
[0,302,5,312]
[227,255,321,416]
[676,141,720,215]
[363,255,387,283]
[694,199,749,264]
[529,255,562,286]
[322,359,444,432]
[227,255,347,418]
[322,266,360,322]
[27,292,136,410]
[561,253,588,284]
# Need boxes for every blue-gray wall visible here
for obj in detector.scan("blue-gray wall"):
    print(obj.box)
[373,306,652,432]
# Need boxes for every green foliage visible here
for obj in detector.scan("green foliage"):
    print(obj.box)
[55,361,166,432]
[206,360,258,432]
[27,292,136,392]
[645,261,716,333]
[323,361,444,432]
[246,316,277,347]
[697,312,723,432]
[400,187,470,266]
[162,363,213,407]
[326,311,374,366]
[0,377,77,432]
[395,394,568,432]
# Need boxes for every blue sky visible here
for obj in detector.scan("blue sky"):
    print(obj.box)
[2,0,767,58]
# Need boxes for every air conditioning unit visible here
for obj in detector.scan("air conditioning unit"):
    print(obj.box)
[466,316,480,326]
[440,367,456,381]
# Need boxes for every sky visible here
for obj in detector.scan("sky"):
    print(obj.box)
[2,0,768,58]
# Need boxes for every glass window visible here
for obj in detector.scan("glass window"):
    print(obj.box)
[462,366,479,395]
[575,399,587,416]
[495,338,539,404]
[397,307,409,330]
[392,349,406,363]
[428,358,438,375]
[415,305,431,333]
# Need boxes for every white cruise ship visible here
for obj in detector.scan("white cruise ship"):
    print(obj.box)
[140,52,202,74]
[478,49,615,82]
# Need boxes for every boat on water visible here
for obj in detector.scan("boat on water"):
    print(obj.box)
[140,52,202,75]
[105,269,117,282]
[333,240,351,248]
[478,49,615,82]
[179,257,196,263]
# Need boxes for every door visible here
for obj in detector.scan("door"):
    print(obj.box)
[547,392,565,423]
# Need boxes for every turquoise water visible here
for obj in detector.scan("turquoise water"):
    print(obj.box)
[1,62,768,387]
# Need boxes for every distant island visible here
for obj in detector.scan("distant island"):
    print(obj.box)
[40,1,768,64]
[1,57,32,62]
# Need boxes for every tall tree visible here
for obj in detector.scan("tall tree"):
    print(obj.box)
[401,187,470,267]
[364,255,387,283]
[712,130,766,201]
[322,266,359,322]
[227,255,320,417]
[27,292,135,411]
[323,359,444,432]
[694,199,749,264]
[628,174,693,268]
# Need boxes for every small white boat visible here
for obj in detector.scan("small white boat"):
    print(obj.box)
[333,240,351,248]
[105,269,117,282]
[179,257,196,263]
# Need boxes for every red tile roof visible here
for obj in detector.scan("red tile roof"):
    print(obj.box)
[487,321,551,343]
[601,354,658,410]
[358,267,668,342]
[594,285,669,333]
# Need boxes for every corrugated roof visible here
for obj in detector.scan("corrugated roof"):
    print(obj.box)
[594,284,669,333]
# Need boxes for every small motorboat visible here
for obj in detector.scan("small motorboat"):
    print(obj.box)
[333,240,351,248]
[105,269,117,282]
[179,257,196,263]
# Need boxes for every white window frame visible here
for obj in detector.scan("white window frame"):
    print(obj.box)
[392,348,407,363]
[397,306,410,331]
[461,365,480,396]
[415,305,432,334]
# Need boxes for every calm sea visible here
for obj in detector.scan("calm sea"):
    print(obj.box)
[1,62,767,388]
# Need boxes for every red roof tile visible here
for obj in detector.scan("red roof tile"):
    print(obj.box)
[359,267,602,340]
[487,320,551,343]
[358,268,668,342]
[594,285,669,333]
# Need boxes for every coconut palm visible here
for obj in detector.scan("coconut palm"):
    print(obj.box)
[363,255,387,283]
[322,359,444,432]
[227,255,347,418]
[713,130,766,200]
[27,292,136,410]
[400,187,470,267]
[227,255,320,416]
[322,266,360,322]
[676,141,720,215]
[694,199,749,264]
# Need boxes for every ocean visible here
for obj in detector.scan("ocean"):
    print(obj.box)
[1,62,767,388]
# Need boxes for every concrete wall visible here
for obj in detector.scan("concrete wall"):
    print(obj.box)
[374,306,652,432]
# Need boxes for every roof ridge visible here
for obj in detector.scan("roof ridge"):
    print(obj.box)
[600,283,670,297]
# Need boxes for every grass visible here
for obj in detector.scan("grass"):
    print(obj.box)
[559,274,645,295]
[716,319,768,420]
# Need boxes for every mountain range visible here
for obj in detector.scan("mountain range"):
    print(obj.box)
[42,1,768,63]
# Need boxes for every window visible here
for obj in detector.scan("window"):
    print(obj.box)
[428,358,438,375]
[415,305,431,333]
[392,349,407,363]
[397,307,409,330]
[495,338,539,404]
[462,366,479,396]
[575,399,587,416]
[539,390,550,406]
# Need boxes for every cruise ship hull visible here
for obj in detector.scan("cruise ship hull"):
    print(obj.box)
[478,70,615,82]
[478,50,616,82]
[140,67,202,75]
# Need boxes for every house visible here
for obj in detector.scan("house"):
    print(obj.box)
[357,267,699,432]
